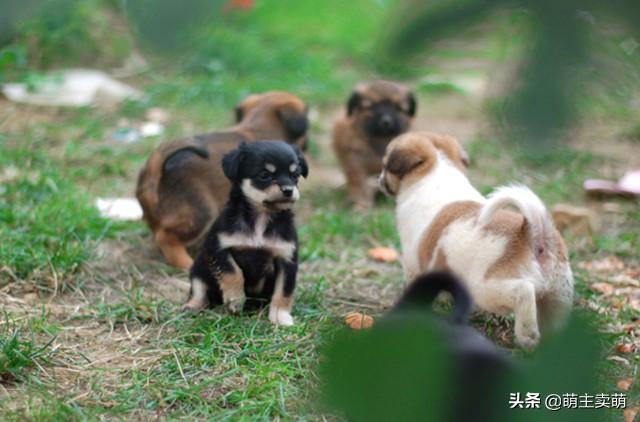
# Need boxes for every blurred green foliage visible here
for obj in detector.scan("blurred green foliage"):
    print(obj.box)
[138,0,391,107]
[0,0,132,80]
[322,320,452,421]
[1,0,390,106]
[322,311,602,422]
[384,0,640,155]
[3,0,640,143]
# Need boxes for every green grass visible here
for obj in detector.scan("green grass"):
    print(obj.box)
[1,1,639,420]
[300,198,398,261]
[0,142,120,283]
[104,311,333,419]
[0,315,56,383]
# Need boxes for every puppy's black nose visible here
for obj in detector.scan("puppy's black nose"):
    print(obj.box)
[281,186,294,197]
[379,114,394,130]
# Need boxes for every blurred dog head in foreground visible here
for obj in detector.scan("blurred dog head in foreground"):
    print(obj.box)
[323,271,515,422]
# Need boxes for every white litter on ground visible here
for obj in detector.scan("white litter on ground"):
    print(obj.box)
[140,121,165,137]
[96,198,143,220]
[2,69,143,107]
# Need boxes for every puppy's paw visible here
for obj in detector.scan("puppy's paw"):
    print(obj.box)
[515,329,540,350]
[352,201,371,212]
[225,296,246,314]
[269,307,294,326]
[182,299,206,313]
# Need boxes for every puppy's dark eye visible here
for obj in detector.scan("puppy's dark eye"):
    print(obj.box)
[258,170,272,181]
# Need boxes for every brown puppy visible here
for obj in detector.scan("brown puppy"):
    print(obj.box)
[332,80,416,208]
[136,91,309,269]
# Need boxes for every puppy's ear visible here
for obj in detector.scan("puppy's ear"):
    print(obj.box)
[277,108,309,140]
[292,145,309,178]
[407,92,417,117]
[234,104,244,123]
[347,91,361,116]
[460,147,470,168]
[431,135,468,171]
[386,148,424,177]
[222,144,245,182]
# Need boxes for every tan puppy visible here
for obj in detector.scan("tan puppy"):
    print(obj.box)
[379,132,574,348]
[136,91,309,269]
[332,80,416,208]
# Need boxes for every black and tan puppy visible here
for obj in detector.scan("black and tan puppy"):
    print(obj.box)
[394,272,515,421]
[332,80,416,208]
[136,91,309,270]
[326,272,513,421]
[186,141,308,326]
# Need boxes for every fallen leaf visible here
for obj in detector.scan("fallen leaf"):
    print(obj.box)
[616,343,637,354]
[579,256,625,273]
[610,273,640,287]
[591,282,615,295]
[624,407,639,422]
[617,378,633,391]
[612,299,625,310]
[367,247,399,263]
[345,312,374,330]
[224,0,254,11]
[606,355,630,365]
[626,269,640,278]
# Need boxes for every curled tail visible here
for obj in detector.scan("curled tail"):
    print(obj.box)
[135,142,208,222]
[393,271,472,324]
[478,184,556,264]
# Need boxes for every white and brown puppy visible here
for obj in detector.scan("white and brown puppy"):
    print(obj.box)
[379,132,574,348]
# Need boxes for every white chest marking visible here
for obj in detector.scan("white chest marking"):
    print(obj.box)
[218,214,296,260]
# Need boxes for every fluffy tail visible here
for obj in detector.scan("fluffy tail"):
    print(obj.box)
[478,184,556,264]
[393,271,472,324]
